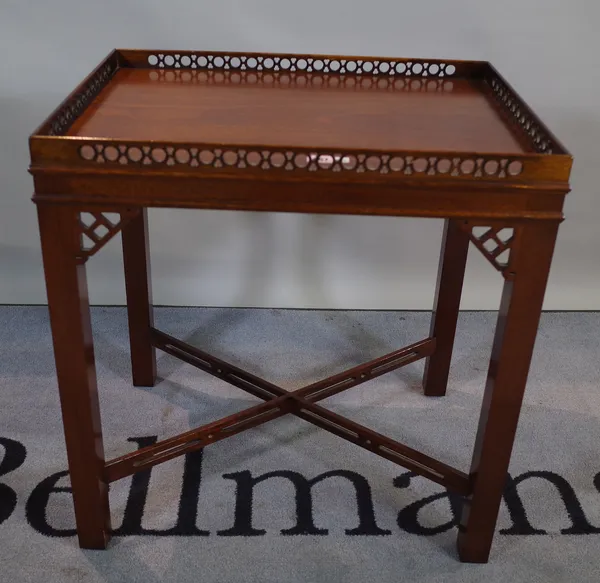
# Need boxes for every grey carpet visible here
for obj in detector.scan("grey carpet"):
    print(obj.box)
[0,307,599,582]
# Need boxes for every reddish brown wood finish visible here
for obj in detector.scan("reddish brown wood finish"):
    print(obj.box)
[461,221,517,277]
[79,210,139,259]
[37,205,111,549]
[104,331,438,483]
[29,49,573,562]
[29,51,573,194]
[106,330,469,493]
[122,208,156,386]
[150,328,436,404]
[30,176,568,222]
[67,70,527,154]
[423,220,470,396]
[457,221,560,563]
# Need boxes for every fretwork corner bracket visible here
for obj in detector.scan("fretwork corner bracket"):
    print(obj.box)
[77,209,140,261]
[460,221,518,279]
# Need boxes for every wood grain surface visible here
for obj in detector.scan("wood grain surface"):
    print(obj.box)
[67,69,528,153]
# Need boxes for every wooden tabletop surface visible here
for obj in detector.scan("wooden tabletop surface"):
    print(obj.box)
[67,68,528,154]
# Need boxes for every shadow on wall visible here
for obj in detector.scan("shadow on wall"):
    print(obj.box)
[148,210,277,307]
[540,109,600,308]
[296,213,442,308]
[146,210,443,309]
[0,95,62,303]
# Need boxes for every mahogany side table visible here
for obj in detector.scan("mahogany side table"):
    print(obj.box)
[29,50,572,562]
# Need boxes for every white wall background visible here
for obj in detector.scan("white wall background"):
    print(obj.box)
[0,0,598,309]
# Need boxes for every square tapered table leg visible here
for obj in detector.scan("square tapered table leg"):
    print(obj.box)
[457,221,559,562]
[38,204,111,549]
[122,208,157,387]
[423,219,470,397]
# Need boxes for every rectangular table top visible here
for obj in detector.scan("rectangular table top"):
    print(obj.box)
[29,50,572,216]
[67,68,527,155]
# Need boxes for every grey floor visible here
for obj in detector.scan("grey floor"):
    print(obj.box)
[0,307,599,582]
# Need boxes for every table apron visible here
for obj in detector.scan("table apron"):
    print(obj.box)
[32,173,567,220]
